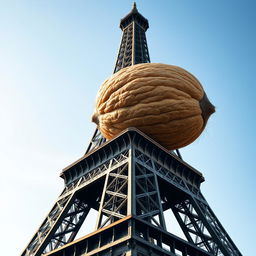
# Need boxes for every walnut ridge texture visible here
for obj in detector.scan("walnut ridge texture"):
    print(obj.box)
[92,63,215,150]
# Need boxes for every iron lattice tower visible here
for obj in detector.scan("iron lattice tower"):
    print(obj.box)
[85,3,151,156]
[21,4,242,256]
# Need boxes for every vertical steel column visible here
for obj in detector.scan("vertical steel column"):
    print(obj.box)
[95,165,111,229]
[134,161,166,229]
[95,152,130,229]
[128,144,136,216]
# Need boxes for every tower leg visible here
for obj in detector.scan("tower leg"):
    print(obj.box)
[170,195,242,256]
[21,192,91,256]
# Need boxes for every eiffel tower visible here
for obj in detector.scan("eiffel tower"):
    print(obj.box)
[21,3,242,256]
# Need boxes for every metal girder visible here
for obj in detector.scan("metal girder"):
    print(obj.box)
[60,150,130,199]
[114,21,150,73]
[191,197,242,256]
[21,193,90,256]
[114,23,133,73]
[133,147,242,256]
[134,149,205,202]
[21,150,130,256]
[96,162,129,229]
[134,161,166,229]
[22,129,242,256]
[62,129,199,187]
[43,199,90,252]
[167,197,242,256]
[171,200,216,254]
[85,128,106,156]
[133,23,150,65]
[94,150,129,229]
[46,217,213,256]
[96,148,166,231]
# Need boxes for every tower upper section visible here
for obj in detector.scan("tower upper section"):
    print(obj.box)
[114,3,150,73]
[85,3,151,155]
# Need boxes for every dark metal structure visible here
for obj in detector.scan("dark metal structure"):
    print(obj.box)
[85,2,150,155]
[21,4,242,256]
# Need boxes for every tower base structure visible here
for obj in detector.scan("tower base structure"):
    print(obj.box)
[46,216,214,256]
[22,128,241,256]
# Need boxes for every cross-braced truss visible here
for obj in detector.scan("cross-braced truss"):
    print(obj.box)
[43,199,89,253]
[85,128,106,155]
[21,129,242,256]
[172,199,218,254]
[133,147,241,256]
[135,162,166,229]
[22,194,90,256]
[96,162,129,228]
[21,149,129,256]
[170,197,241,256]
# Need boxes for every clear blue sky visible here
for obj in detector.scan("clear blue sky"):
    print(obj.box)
[0,1,255,255]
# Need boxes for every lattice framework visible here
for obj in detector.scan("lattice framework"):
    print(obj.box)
[21,4,242,256]
[21,129,241,256]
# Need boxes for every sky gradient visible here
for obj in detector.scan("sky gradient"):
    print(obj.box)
[0,1,255,255]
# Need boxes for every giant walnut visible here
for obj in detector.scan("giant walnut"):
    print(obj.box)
[92,63,215,150]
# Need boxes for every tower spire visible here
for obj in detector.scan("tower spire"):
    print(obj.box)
[114,3,150,73]
[85,5,151,154]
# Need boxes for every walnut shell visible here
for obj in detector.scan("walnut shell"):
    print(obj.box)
[92,63,215,150]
